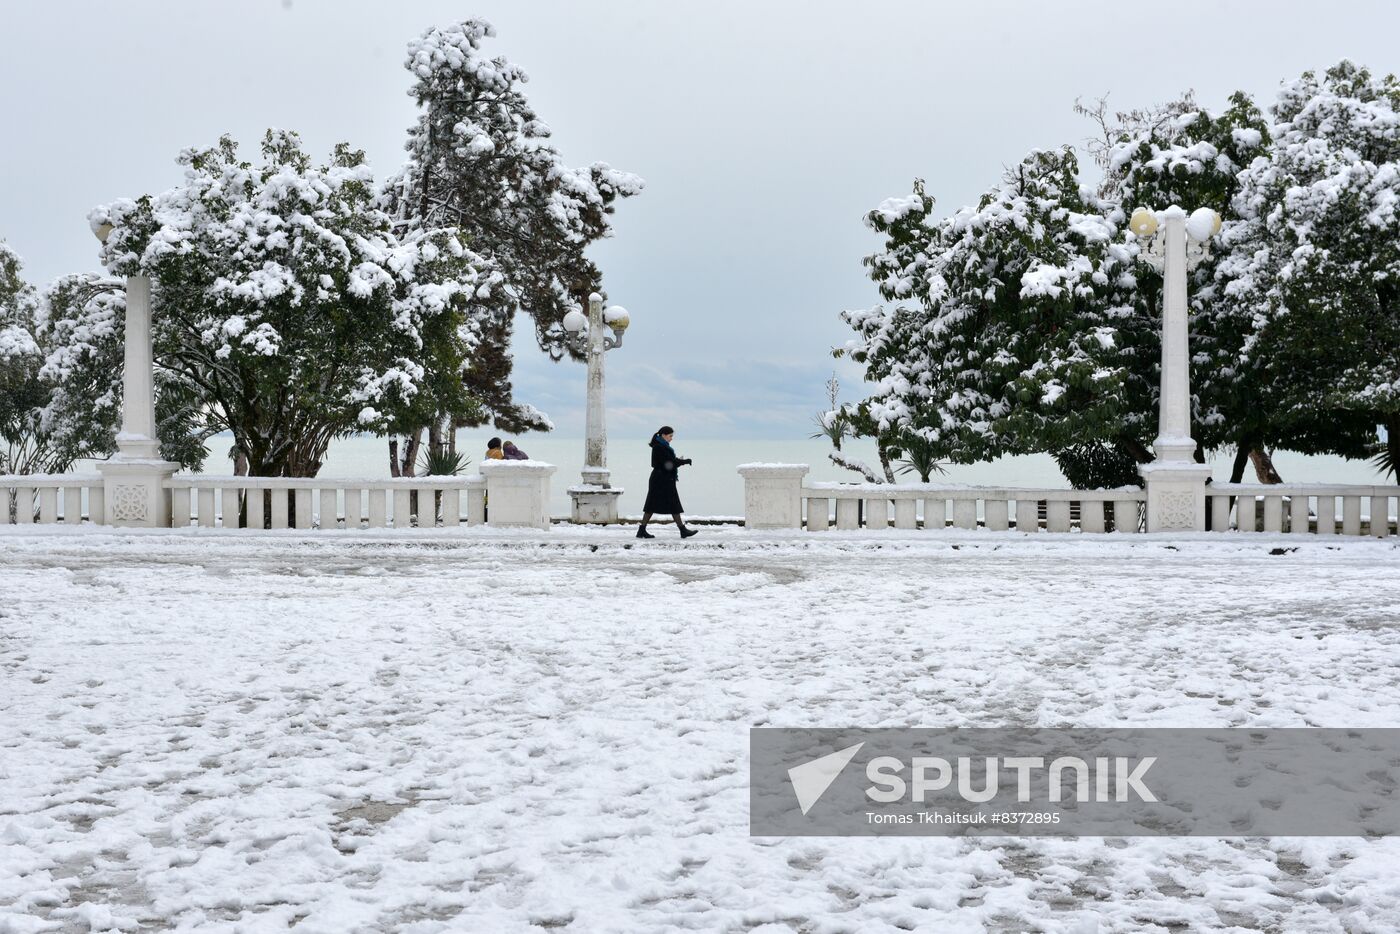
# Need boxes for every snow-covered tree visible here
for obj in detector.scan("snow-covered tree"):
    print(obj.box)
[843,68,1400,486]
[1219,61,1400,477]
[0,241,47,474]
[0,248,204,475]
[93,130,496,477]
[380,18,642,466]
[842,148,1149,484]
[1101,92,1281,481]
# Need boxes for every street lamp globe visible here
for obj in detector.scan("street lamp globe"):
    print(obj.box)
[93,222,113,244]
[1128,207,1159,238]
[1187,207,1222,242]
[562,309,588,333]
[604,305,630,332]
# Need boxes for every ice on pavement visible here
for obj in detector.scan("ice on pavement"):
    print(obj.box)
[2,528,1399,932]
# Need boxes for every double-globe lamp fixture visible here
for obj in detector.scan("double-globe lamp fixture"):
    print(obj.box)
[562,292,632,524]
[1127,203,1221,479]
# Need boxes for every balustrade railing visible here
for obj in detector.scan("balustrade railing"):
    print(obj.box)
[1207,483,1398,537]
[3,462,555,530]
[164,475,487,529]
[801,482,1147,532]
[736,464,1398,537]
[1,474,105,525]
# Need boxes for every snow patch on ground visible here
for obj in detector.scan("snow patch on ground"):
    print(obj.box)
[2,529,1399,932]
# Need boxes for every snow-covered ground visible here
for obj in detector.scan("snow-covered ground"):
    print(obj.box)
[2,526,1399,933]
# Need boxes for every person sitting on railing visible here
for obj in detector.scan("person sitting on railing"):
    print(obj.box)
[485,437,505,460]
[502,441,529,461]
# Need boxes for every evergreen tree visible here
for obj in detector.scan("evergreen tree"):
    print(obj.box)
[843,149,1148,478]
[93,130,493,477]
[381,18,642,462]
[0,248,204,474]
[1219,61,1400,476]
[0,241,48,475]
[1100,91,1282,481]
[844,68,1400,485]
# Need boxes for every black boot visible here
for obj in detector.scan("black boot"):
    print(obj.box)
[636,525,655,539]
[679,525,698,539]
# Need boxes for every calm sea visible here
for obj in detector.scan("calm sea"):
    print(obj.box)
[188,433,1388,519]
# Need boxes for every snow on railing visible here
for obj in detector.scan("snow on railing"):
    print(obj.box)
[1,474,105,525]
[736,464,1398,537]
[736,463,1147,532]
[800,481,1147,532]
[1207,483,1398,537]
[164,475,487,529]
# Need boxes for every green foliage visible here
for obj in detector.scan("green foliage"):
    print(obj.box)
[810,410,849,449]
[1372,438,1397,480]
[93,130,491,477]
[2,250,207,475]
[846,149,1147,467]
[385,17,641,444]
[809,372,848,449]
[844,63,1400,482]
[1053,442,1143,490]
[420,446,470,476]
[891,432,946,482]
[1219,62,1400,463]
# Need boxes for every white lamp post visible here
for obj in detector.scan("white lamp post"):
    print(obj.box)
[93,223,179,526]
[1132,205,1220,531]
[561,292,630,524]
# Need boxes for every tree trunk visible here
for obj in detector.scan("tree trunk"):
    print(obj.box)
[401,430,422,478]
[1119,437,1154,465]
[234,449,248,477]
[1249,448,1283,484]
[1229,446,1250,484]
[876,433,896,484]
[428,417,443,456]
[389,439,401,478]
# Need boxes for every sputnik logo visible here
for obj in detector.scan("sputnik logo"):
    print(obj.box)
[788,742,864,815]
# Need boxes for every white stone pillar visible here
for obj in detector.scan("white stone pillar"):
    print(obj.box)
[737,464,809,530]
[1141,209,1210,532]
[482,460,557,529]
[568,293,624,524]
[1154,210,1195,464]
[582,293,608,488]
[98,275,179,527]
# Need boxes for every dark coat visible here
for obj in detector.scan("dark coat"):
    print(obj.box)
[643,438,690,514]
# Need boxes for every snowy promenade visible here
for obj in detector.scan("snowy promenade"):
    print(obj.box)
[3,527,1400,932]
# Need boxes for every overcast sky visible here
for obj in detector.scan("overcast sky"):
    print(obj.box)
[3,1,1397,439]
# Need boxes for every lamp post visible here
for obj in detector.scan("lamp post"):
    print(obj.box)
[561,292,630,524]
[1130,205,1220,531]
[93,223,179,526]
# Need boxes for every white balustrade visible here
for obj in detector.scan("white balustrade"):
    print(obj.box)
[1,475,105,525]
[1206,485,1398,536]
[745,471,1152,534]
[162,475,489,530]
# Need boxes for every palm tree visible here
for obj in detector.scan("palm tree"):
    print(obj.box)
[894,432,946,483]
[810,373,849,450]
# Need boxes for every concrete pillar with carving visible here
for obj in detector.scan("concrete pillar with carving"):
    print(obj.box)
[97,275,179,527]
[737,463,810,529]
[1132,206,1215,532]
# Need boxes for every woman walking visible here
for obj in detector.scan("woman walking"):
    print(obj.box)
[638,426,698,539]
